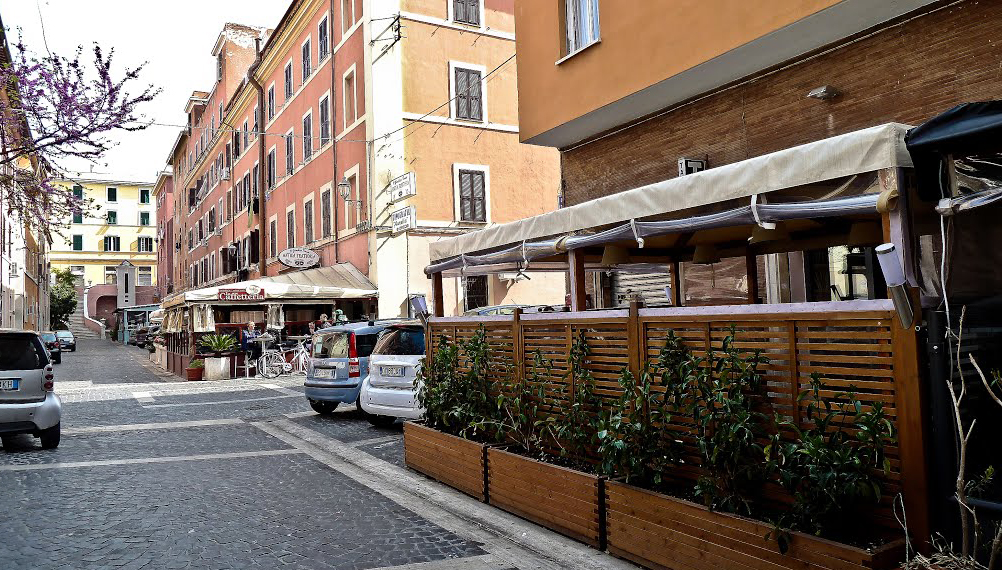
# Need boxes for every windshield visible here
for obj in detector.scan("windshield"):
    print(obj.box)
[313,332,348,358]
[56,331,72,338]
[41,333,57,342]
[0,335,48,370]
[373,328,425,356]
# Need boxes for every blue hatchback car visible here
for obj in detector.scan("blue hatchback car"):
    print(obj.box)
[304,321,403,414]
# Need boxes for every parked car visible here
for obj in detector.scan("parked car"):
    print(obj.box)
[359,322,426,426]
[56,330,76,352]
[38,332,62,364]
[304,320,404,415]
[0,330,61,449]
[463,304,534,316]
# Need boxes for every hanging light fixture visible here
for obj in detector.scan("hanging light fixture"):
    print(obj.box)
[691,244,720,265]
[600,245,630,266]
[847,221,883,246]
[748,223,791,245]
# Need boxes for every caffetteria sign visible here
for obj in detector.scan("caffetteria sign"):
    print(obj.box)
[218,287,266,302]
[278,247,321,269]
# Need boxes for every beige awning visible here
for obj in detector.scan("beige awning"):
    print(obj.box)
[163,263,378,307]
[428,123,913,264]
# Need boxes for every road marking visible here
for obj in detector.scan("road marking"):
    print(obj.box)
[63,418,245,435]
[284,411,316,419]
[252,420,632,570]
[143,394,301,408]
[368,555,508,570]
[0,448,302,472]
[348,434,402,448]
[132,391,154,404]
[260,383,303,397]
[55,381,93,391]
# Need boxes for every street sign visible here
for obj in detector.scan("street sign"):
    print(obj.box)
[277,247,321,269]
[391,206,416,234]
[218,288,266,302]
[389,171,416,203]
[678,157,707,176]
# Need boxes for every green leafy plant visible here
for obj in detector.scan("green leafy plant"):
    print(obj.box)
[766,373,896,549]
[188,359,204,369]
[597,330,689,487]
[484,350,557,456]
[416,326,500,441]
[198,333,238,353]
[689,329,772,515]
[553,332,603,466]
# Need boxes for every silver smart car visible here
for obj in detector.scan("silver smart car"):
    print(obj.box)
[0,330,62,449]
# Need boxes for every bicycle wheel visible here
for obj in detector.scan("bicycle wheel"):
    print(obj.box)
[258,352,285,379]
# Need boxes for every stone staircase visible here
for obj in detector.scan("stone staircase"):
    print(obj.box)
[64,294,103,339]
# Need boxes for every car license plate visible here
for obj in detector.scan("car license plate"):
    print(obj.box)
[0,378,19,391]
[381,365,404,377]
[314,368,336,379]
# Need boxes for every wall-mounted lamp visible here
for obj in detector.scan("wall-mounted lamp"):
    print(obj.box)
[876,243,913,327]
[807,85,841,100]
[337,177,351,201]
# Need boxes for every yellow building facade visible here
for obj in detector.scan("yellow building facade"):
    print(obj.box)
[51,176,158,287]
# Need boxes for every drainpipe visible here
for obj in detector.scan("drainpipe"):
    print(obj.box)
[331,0,340,265]
[248,38,268,277]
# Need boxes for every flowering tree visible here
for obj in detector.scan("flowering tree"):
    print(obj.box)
[0,33,158,239]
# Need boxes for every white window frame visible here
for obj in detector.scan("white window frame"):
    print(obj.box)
[563,0,601,58]
[267,83,276,121]
[449,61,488,124]
[303,192,315,244]
[106,186,118,203]
[284,59,294,100]
[139,211,150,226]
[268,214,279,258]
[341,164,360,230]
[452,163,491,223]
[301,36,313,84]
[242,119,250,151]
[318,90,332,148]
[284,128,295,175]
[267,147,277,189]
[318,16,330,61]
[341,0,355,35]
[342,64,357,130]
[447,0,484,28]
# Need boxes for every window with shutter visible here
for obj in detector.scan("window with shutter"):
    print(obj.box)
[285,62,293,99]
[458,169,486,222]
[249,230,260,264]
[287,210,295,248]
[319,18,330,60]
[304,200,314,243]
[72,235,83,251]
[320,96,331,146]
[454,0,480,25]
[454,68,482,121]
[270,219,278,257]
[303,114,313,160]
[321,190,332,238]
[302,39,312,81]
[286,133,295,174]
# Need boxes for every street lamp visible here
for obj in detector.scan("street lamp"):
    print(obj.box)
[337,177,352,202]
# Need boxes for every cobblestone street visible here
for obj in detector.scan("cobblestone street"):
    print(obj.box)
[0,340,630,570]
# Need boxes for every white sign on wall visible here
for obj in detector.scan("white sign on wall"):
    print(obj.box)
[391,206,416,235]
[277,247,321,269]
[389,171,416,203]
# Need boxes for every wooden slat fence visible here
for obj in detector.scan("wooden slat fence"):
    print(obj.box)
[426,300,928,539]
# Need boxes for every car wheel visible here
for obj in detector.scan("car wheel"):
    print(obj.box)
[71,347,76,352]
[309,400,338,415]
[39,424,60,449]
[1,435,15,450]
[366,415,397,427]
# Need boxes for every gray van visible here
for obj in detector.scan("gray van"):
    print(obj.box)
[304,321,403,415]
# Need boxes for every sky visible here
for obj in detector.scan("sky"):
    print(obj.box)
[3,0,291,183]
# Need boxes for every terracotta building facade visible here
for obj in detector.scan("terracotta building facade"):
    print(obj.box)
[163,0,561,317]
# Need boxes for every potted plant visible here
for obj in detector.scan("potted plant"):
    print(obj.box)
[185,359,204,381]
[197,334,238,381]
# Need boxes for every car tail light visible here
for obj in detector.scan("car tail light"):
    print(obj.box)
[348,333,360,378]
[43,365,54,391]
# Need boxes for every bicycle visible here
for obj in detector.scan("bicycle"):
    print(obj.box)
[287,335,311,375]
[255,333,292,379]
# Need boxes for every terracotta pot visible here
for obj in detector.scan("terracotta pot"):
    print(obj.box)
[185,367,204,381]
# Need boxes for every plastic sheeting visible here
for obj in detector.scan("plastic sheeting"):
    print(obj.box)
[429,123,911,264]
[163,264,378,307]
[425,193,881,275]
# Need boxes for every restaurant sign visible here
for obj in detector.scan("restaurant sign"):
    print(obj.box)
[278,247,321,269]
[389,171,416,203]
[391,206,416,235]
[218,287,266,302]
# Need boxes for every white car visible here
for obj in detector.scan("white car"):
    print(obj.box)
[359,323,425,427]
[0,330,61,449]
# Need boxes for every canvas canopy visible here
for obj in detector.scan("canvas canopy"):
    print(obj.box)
[427,123,914,267]
[161,264,378,308]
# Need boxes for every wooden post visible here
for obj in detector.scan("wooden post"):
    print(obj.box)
[745,252,760,304]
[627,300,641,382]
[512,308,524,388]
[568,249,586,312]
[431,272,445,317]
[891,318,931,551]
[669,260,682,306]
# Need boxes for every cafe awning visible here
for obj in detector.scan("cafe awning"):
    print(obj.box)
[162,263,378,308]
[427,123,913,267]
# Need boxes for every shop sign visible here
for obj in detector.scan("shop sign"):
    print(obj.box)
[278,247,321,269]
[391,206,416,234]
[389,171,416,203]
[218,288,266,302]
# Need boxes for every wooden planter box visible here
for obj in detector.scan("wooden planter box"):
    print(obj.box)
[487,448,605,549]
[403,422,487,501]
[606,480,905,570]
